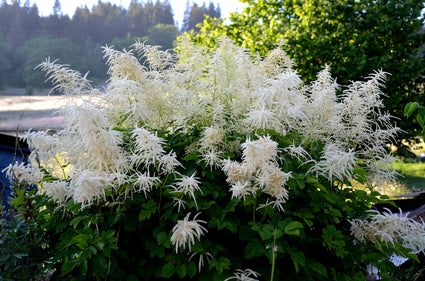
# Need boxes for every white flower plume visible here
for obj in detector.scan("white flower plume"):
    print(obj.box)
[350,208,425,254]
[28,37,399,210]
[171,212,208,253]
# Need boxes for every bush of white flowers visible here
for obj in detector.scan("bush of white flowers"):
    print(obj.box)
[1,37,424,280]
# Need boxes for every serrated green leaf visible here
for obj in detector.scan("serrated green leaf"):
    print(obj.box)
[210,256,231,273]
[160,263,175,278]
[139,200,157,221]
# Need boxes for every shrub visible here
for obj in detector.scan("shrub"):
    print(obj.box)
[1,37,423,280]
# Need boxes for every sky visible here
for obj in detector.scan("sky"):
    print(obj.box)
[29,0,247,27]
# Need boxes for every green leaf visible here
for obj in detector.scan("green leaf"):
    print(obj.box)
[210,256,231,273]
[244,241,264,258]
[71,234,89,249]
[156,231,169,247]
[404,102,419,117]
[92,254,108,278]
[418,107,425,128]
[96,241,105,251]
[296,179,305,189]
[289,249,305,273]
[12,252,28,259]
[284,221,303,236]
[149,245,165,258]
[79,258,88,275]
[310,262,328,277]
[176,264,187,278]
[306,176,318,184]
[187,262,197,277]
[259,224,275,240]
[70,216,85,229]
[89,245,98,255]
[61,259,78,275]
[139,200,157,221]
[160,263,175,278]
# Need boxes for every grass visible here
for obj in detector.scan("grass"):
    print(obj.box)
[392,138,425,190]
[393,159,425,190]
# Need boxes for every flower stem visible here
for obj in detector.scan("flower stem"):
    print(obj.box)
[270,230,277,281]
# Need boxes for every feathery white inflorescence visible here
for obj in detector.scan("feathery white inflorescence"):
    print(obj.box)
[223,135,291,212]
[2,161,41,186]
[172,172,202,209]
[349,208,425,254]
[170,212,207,253]
[19,37,398,209]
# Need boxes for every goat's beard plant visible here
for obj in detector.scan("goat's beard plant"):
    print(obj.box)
[4,37,424,281]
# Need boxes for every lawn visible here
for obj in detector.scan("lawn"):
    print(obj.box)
[393,159,425,190]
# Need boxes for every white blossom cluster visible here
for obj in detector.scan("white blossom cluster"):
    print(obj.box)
[350,208,425,254]
[222,135,291,212]
[170,212,207,253]
[8,37,402,254]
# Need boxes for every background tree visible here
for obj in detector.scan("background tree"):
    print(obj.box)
[194,0,425,146]
[90,1,128,45]
[52,0,62,16]
[153,0,174,26]
[144,23,179,50]
[16,35,80,93]
[0,30,12,89]
[182,1,221,32]
[0,0,41,48]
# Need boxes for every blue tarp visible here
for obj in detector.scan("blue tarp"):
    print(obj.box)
[0,133,30,209]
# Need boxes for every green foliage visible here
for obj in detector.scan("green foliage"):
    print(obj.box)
[144,24,179,51]
[1,129,412,280]
[193,0,425,145]
[0,184,53,279]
